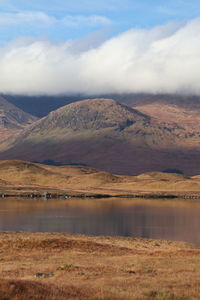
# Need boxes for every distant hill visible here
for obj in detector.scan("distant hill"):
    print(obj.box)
[0,96,37,145]
[1,98,200,175]
[0,160,200,196]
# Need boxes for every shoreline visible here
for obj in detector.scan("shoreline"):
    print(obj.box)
[1,191,200,200]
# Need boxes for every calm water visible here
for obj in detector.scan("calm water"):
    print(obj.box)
[0,198,200,246]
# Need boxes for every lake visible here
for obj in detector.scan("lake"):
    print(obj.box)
[0,198,200,246]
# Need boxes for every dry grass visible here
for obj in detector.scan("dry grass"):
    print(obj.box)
[0,279,101,300]
[0,232,200,299]
[1,160,200,197]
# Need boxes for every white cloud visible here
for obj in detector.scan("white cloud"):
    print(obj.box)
[0,11,111,27]
[61,15,111,27]
[0,11,53,25]
[0,18,200,95]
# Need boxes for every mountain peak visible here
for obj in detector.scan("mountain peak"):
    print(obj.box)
[39,98,149,131]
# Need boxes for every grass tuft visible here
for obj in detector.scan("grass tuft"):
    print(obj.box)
[145,290,188,300]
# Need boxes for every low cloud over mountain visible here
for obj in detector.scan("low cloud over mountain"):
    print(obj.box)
[1,18,200,95]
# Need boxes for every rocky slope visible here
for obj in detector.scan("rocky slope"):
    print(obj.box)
[0,96,37,144]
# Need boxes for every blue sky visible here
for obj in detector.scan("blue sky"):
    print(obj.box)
[0,0,200,44]
[1,0,200,95]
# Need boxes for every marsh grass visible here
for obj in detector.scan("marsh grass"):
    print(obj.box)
[0,232,200,299]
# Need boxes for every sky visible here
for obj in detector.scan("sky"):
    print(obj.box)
[0,0,200,95]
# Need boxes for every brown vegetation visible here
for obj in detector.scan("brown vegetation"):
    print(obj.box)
[0,160,200,197]
[0,231,199,299]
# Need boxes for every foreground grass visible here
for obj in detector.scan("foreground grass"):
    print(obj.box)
[0,232,200,299]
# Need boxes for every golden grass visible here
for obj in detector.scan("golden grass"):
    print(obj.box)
[0,232,199,299]
[0,160,200,197]
[0,279,103,300]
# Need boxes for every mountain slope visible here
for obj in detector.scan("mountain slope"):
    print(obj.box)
[0,96,37,144]
[1,98,200,175]
[134,102,200,130]
[119,94,200,133]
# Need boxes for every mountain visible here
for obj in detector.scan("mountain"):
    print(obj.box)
[1,98,200,175]
[134,102,200,131]
[0,96,37,145]
[4,93,200,118]
[4,94,85,118]
[122,94,200,109]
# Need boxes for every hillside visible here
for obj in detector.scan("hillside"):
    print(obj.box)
[1,98,200,175]
[0,96,37,144]
[0,160,200,197]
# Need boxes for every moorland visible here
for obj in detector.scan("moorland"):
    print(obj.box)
[0,160,200,198]
[1,231,200,300]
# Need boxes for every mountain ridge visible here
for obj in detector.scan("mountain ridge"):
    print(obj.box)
[0,96,37,144]
[1,97,200,175]
[4,93,200,117]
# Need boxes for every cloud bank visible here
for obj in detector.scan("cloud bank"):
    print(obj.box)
[1,18,200,95]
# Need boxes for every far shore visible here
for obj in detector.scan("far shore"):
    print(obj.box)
[1,160,200,202]
[1,190,200,200]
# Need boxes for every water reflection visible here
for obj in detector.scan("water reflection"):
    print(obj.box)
[0,198,200,246]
